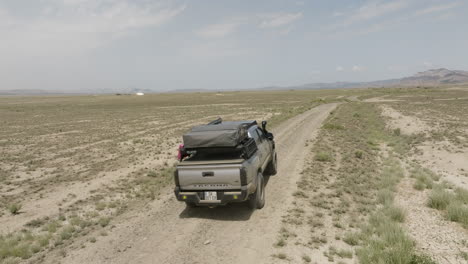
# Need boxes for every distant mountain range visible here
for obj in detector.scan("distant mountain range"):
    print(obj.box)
[262,68,468,91]
[1,68,467,95]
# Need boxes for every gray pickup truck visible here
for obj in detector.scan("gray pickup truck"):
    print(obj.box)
[174,119,277,209]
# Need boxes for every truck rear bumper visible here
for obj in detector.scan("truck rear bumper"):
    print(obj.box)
[174,186,249,206]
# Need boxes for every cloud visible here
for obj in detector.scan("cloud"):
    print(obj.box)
[414,2,460,16]
[195,20,244,38]
[328,0,408,33]
[259,12,303,28]
[311,70,321,75]
[336,66,344,72]
[387,65,408,72]
[352,65,365,72]
[196,12,303,38]
[347,1,407,24]
[0,0,186,58]
[180,41,248,60]
[423,61,434,68]
[332,11,344,17]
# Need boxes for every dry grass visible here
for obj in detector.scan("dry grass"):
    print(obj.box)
[275,101,435,263]
[411,166,440,190]
[428,185,468,228]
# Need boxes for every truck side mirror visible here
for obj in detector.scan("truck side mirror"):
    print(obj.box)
[261,121,267,132]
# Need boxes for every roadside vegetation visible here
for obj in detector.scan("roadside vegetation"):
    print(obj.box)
[408,158,468,229]
[427,185,468,228]
[273,102,434,263]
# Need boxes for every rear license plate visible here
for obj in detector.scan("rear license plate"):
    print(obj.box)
[204,191,217,201]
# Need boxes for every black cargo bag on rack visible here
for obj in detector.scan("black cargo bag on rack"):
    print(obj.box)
[183,121,252,148]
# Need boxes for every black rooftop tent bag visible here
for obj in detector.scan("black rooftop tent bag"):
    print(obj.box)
[183,120,255,148]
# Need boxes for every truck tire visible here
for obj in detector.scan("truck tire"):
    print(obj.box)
[248,173,265,209]
[265,153,277,176]
[185,202,196,208]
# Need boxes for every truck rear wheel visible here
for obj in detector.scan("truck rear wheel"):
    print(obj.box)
[248,173,265,209]
[265,153,277,176]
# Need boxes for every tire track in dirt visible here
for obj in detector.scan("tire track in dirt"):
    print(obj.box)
[54,103,339,264]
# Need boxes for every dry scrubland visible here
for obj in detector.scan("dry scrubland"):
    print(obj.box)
[272,86,468,264]
[0,90,347,262]
[0,86,468,263]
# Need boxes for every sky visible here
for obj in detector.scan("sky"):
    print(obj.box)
[0,0,467,92]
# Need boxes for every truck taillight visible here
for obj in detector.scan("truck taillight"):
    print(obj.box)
[240,168,247,186]
[174,169,180,186]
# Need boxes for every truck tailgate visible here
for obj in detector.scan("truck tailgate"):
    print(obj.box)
[177,163,242,190]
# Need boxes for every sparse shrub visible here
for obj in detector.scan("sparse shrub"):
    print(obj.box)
[383,205,405,223]
[308,218,324,228]
[95,202,106,211]
[43,221,61,233]
[60,225,75,240]
[460,251,468,261]
[8,203,22,215]
[323,123,345,130]
[54,238,63,247]
[336,249,353,258]
[132,139,143,144]
[412,167,439,190]
[302,254,311,262]
[410,254,437,264]
[275,238,286,247]
[273,253,287,259]
[429,171,441,182]
[0,232,49,260]
[26,218,46,228]
[343,232,359,246]
[393,128,401,136]
[456,188,468,204]
[315,152,331,162]
[30,244,41,254]
[292,190,308,198]
[319,236,328,244]
[446,201,468,227]
[427,187,453,210]
[147,170,158,177]
[333,222,343,228]
[8,243,32,259]
[413,180,425,190]
[354,150,363,159]
[37,234,51,247]
[58,249,66,257]
[98,217,111,227]
[377,189,393,205]
[357,201,435,264]
[356,220,414,264]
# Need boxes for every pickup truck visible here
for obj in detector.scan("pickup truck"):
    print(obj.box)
[174,119,277,209]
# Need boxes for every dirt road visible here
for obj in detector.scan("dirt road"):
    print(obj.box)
[56,103,338,264]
